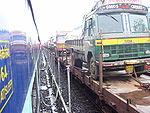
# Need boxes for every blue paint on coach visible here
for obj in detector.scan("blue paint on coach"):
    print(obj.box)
[0,31,13,113]
[0,31,38,113]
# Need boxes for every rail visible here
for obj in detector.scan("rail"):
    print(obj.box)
[44,48,71,113]
[57,49,150,113]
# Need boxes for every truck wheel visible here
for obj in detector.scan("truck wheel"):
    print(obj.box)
[74,59,83,69]
[89,57,98,80]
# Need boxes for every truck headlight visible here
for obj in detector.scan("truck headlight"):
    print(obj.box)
[145,50,150,54]
[103,53,110,57]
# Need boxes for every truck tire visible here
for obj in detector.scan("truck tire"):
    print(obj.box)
[89,57,99,80]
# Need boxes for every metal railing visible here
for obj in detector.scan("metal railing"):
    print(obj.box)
[43,48,71,113]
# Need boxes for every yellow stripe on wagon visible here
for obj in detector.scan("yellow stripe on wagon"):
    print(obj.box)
[95,37,150,46]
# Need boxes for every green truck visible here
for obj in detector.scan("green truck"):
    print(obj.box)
[66,2,150,79]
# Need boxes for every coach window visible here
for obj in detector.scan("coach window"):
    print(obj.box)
[92,18,96,38]
[79,39,81,46]
[70,40,72,45]
[72,40,74,45]
[74,40,76,45]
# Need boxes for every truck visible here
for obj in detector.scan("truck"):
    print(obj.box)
[65,1,150,79]
[55,31,71,56]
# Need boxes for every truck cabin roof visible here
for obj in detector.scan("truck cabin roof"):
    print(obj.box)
[86,3,148,18]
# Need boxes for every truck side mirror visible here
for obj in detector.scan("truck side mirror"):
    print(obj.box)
[89,18,93,28]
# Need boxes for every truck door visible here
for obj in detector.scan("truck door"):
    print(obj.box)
[83,17,96,62]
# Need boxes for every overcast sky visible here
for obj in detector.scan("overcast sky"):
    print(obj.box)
[31,0,95,43]
[31,0,150,43]
[0,0,38,41]
[0,0,149,43]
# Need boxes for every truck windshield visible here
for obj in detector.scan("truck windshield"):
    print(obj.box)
[129,14,149,33]
[11,35,26,41]
[98,14,123,33]
[13,45,26,50]
[57,37,66,43]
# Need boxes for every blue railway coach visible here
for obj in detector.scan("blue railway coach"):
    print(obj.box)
[0,0,40,113]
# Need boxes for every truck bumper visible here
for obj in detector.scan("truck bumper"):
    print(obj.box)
[100,58,150,73]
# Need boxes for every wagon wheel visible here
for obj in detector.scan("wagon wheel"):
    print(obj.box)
[89,57,98,80]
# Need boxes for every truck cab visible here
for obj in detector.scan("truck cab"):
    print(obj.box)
[66,2,150,80]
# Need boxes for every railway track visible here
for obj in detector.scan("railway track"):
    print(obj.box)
[44,47,150,113]
[53,63,106,113]
[71,76,117,113]
[41,49,110,113]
